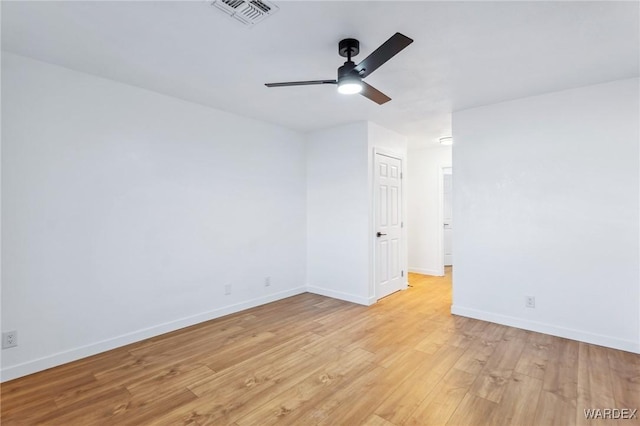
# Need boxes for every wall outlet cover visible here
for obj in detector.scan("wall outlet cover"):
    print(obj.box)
[2,331,18,349]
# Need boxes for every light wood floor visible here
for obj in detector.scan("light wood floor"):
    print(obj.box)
[2,269,639,425]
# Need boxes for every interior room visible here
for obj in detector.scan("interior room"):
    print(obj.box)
[1,1,639,424]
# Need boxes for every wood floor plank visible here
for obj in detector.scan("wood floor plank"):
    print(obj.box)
[30,386,133,424]
[306,349,431,425]
[125,364,214,398]
[515,332,555,380]
[405,367,477,425]
[543,337,579,401]
[447,393,498,425]
[534,390,577,426]
[487,372,543,426]
[154,348,330,425]
[576,343,617,426]
[127,324,246,359]
[468,330,527,403]
[453,337,499,376]
[300,313,386,355]
[1,369,97,406]
[166,346,340,424]
[233,348,377,426]
[299,366,390,426]
[51,361,207,413]
[110,389,199,426]
[2,267,638,425]
[0,398,59,425]
[188,339,330,399]
[607,348,640,410]
[363,413,397,426]
[201,318,325,373]
[374,344,467,424]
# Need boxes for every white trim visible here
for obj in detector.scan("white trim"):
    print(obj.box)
[435,166,447,276]
[306,285,374,306]
[451,305,640,354]
[408,267,444,277]
[1,287,307,382]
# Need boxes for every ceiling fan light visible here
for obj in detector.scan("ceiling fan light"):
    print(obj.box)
[337,76,363,95]
[338,83,363,94]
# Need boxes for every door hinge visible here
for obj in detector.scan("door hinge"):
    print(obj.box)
[401,221,404,228]
[400,172,403,179]
[401,270,404,277]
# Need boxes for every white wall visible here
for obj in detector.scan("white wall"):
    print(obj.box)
[367,122,409,296]
[1,53,308,380]
[367,122,408,154]
[306,121,407,305]
[407,145,452,276]
[306,122,370,305]
[452,78,640,353]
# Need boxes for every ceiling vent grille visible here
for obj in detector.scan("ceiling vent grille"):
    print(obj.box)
[212,0,279,26]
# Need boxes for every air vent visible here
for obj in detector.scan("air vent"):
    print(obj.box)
[212,0,279,26]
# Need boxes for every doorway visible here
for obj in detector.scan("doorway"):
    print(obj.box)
[443,167,453,267]
[374,151,404,299]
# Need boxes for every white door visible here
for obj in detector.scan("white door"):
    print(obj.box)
[443,169,453,266]
[375,153,403,299]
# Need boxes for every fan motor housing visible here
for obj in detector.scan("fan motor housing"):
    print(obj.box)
[337,61,361,82]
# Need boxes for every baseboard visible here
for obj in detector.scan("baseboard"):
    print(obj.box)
[451,305,640,354]
[306,285,374,306]
[408,267,443,277]
[1,287,307,382]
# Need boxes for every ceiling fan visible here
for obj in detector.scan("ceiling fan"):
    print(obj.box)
[265,33,413,105]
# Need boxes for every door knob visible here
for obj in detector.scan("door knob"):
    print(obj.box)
[377,232,387,237]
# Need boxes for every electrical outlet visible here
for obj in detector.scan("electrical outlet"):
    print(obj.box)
[525,296,536,309]
[265,276,271,287]
[224,284,232,295]
[2,331,17,349]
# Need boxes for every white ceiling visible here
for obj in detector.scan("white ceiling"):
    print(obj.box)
[2,1,638,147]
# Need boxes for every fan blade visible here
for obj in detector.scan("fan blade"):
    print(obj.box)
[355,33,413,78]
[265,80,337,87]
[360,81,391,105]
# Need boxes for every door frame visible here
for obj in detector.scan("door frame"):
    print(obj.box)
[435,166,453,276]
[441,166,453,269]
[370,147,407,303]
